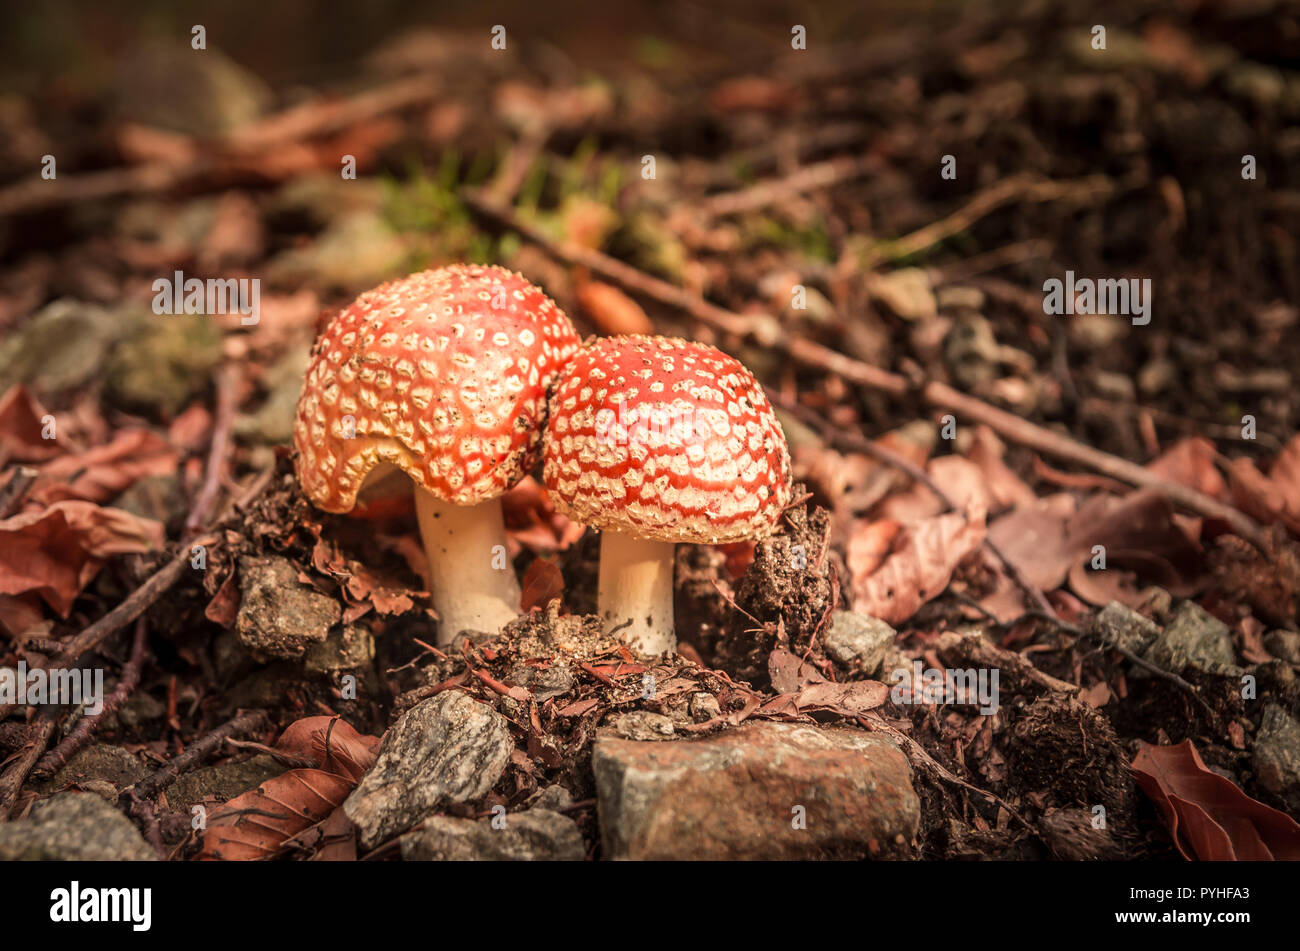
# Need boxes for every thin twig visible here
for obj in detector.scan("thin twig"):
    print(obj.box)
[127,709,268,804]
[185,362,240,538]
[0,717,56,819]
[32,618,150,779]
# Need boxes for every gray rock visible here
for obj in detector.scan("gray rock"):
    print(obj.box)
[344,691,513,850]
[594,721,919,860]
[236,556,340,660]
[607,710,675,741]
[304,624,375,675]
[0,299,133,394]
[0,792,154,860]
[823,610,896,677]
[1254,705,1300,810]
[1264,630,1300,665]
[35,743,146,797]
[116,691,166,730]
[162,753,287,812]
[689,692,721,723]
[1092,602,1160,656]
[400,808,584,861]
[1146,602,1236,674]
[529,784,573,811]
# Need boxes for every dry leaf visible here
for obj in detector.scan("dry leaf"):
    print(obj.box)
[1132,739,1300,860]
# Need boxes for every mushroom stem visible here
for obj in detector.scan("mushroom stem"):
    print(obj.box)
[597,530,676,655]
[415,491,522,646]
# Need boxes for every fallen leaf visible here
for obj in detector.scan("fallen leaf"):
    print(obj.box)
[0,501,164,615]
[1227,434,1300,536]
[1131,739,1300,860]
[521,557,564,612]
[30,428,178,506]
[1146,437,1226,501]
[0,386,61,463]
[850,505,986,625]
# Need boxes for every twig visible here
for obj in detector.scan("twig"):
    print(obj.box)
[0,717,56,819]
[185,363,240,538]
[0,466,38,519]
[693,153,882,220]
[32,618,150,779]
[127,709,268,804]
[465,192,1267,547]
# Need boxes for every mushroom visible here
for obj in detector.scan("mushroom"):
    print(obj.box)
[543,335,792,655]
[294,265,579,644]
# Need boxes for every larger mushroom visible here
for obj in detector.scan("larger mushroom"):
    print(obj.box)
[294,265,579,644]
[543,335,792,655]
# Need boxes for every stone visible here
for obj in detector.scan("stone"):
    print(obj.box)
[235,556,340,660]
[162,753,287,812]
[35,743,146,797]
[266,210,407,291]
[593,721,918,859]
[1145,601,1236,674]
[607,710,675,741]
[344,691,513,850]
[0,792,154,860]
[116,691,166,729]
[823,610,896,677]
[689,692,721,723]
[1092,602,1160,656]
[868,268,936,321]
[106,314,223,416]
[1264,630,1300,665]
[400,808,584,861]
[0,299,132,394]
[1254,705,1300,811]
[304,624,375,675]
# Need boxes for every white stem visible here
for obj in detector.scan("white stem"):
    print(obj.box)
[415,491,522,646]
[598,530,676,656]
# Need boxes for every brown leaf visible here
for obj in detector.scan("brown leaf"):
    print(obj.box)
[1227,434,1300,536]
[1132,740,1300,860]
[849,506,986,624]
[1146,437,1226,501]
[197,769,356,861]
[521,557,564,613]
[0,386,61,463]
[31,429,178,506]
[0,501,163,615]
[274,715,381,783]
[968,426,1036,510]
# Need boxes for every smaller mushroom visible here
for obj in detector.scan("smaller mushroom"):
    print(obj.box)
[543,335,792,655]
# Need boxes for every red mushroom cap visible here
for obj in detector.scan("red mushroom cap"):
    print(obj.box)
[543,335,792,544]
[295,265,579,512]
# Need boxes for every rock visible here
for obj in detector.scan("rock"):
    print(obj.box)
[936,285,985,312]
[1145,601,1236,674]
[400,808,584,861]
[0,792,154,860]
[106,314,223,416]
[162,754,287,812]
[529,784,573,811]
[235,556,340,660]
[266,210,407,291]
[593,721,918,859]
[304,624,375,675]
[869,268,936,321]
[116,691,166,730]
[823,610,896,677]
[233,348,310,445]
[0,299,133,395]
[1092,371,1136,403]
[689,692,721,723]
[1264,630,1300,665]
[607,710,675,741]
[112,43,270,136]
[35,743,146,797]
[1254,705,1300,810]
[344,691,513,849]
[1092,602,1160,656]
[944,315,999,388]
